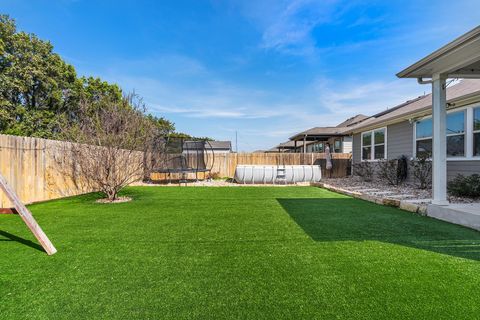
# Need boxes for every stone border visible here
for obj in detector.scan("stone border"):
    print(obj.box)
[311,182,427,215]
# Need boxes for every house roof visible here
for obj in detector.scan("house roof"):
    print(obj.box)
[207,141,232,150]
[289,127,348,141]
[335,114,369,127]
[275,140,312,149]
[397,25,480,79]
[345,79,480,134]
[288,114,368,141]
[183,140,232,150]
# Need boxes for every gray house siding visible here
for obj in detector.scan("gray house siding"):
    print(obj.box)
[352,121,413,164]
[447,161,480,180]
[386,121,413,160]
[352,120,480,182]
[352,133,362,164]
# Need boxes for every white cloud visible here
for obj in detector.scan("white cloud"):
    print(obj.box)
[230,0,343,56]
[82,50,430,151]
[98,59,428,150]
[311,77,427,124]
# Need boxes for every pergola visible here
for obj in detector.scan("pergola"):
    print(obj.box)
[397,26,480,205]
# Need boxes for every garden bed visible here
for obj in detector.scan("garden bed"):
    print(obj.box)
[321,176,480,204]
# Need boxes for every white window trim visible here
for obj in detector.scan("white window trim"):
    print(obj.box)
[473,106,480,158]
[361,127,387,162]
[412,103,480,160]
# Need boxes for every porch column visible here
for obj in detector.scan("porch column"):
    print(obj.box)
[303,135,307,153]
[431,74,448,205]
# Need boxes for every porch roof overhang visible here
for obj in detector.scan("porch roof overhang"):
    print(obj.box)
[290,135,343,142]
[396,25,480,206]
[397,26,480,79]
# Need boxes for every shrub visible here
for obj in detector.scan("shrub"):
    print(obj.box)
[410,156,432,189]
[353,162,374,182]
[448,174,480,198]
[377,156,408,186]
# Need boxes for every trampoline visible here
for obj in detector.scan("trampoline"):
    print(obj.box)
[152,138,215,184]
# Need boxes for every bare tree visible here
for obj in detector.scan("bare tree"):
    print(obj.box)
[58,93,158,201]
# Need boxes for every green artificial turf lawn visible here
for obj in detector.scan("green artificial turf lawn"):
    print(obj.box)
[1,186,480,319]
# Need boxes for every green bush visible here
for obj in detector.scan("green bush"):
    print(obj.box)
[447,174,480,198]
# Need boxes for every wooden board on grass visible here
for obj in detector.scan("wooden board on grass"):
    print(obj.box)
[0,173,57,255]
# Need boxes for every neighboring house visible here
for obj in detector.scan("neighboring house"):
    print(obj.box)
[277,114,368,153]
[345,79,480,180]
[207,141,232,153]
[183,140,232,154]
[272,140,309,153]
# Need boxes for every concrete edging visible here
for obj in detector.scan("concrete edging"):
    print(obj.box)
[311,182,427,215]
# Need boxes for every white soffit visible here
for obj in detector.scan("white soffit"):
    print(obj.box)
[397,26,480,79]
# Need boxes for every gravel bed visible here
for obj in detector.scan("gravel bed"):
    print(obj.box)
[137,179,311,187]
[322,177,479,204]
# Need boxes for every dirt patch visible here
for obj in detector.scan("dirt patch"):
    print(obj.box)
[96,196,132,204]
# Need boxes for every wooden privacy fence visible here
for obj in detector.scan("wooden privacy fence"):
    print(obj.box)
[0,134,144,208]
[151,152,352,182]
[0,134,352,208]
[209,152,351,178]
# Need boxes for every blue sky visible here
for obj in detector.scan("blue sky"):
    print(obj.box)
[3,0,480,151]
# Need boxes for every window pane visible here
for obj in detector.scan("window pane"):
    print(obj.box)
[474,107,480,131]
[475,133,480,156]
[374,145,385,159]
[446,111,465,135]
[416,119,432,139]
[374,129,385,145]
[362,132,372,146]
[416,139,432,158]
[362,147,371,160]
[447,135,465,157]
[334,140,341,152]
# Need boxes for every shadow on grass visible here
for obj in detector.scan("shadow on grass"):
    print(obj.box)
[278,198,480,261]
[0,230,44,252]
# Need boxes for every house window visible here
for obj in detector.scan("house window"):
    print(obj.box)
[415,118,432,158]
[415,110,465,158]
[361,132,372,160]
[311,142,323,153]
[474,107,480,156]
[446,110,465,157]
[334,139,341,153]
[361,128,386,160]
[317,142,324,153]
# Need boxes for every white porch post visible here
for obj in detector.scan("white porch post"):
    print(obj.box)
[431,74,448,205]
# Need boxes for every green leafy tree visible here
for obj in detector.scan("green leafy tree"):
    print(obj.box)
[0,15,79,138]
[146,114,175,136]
[0,14,200,142]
